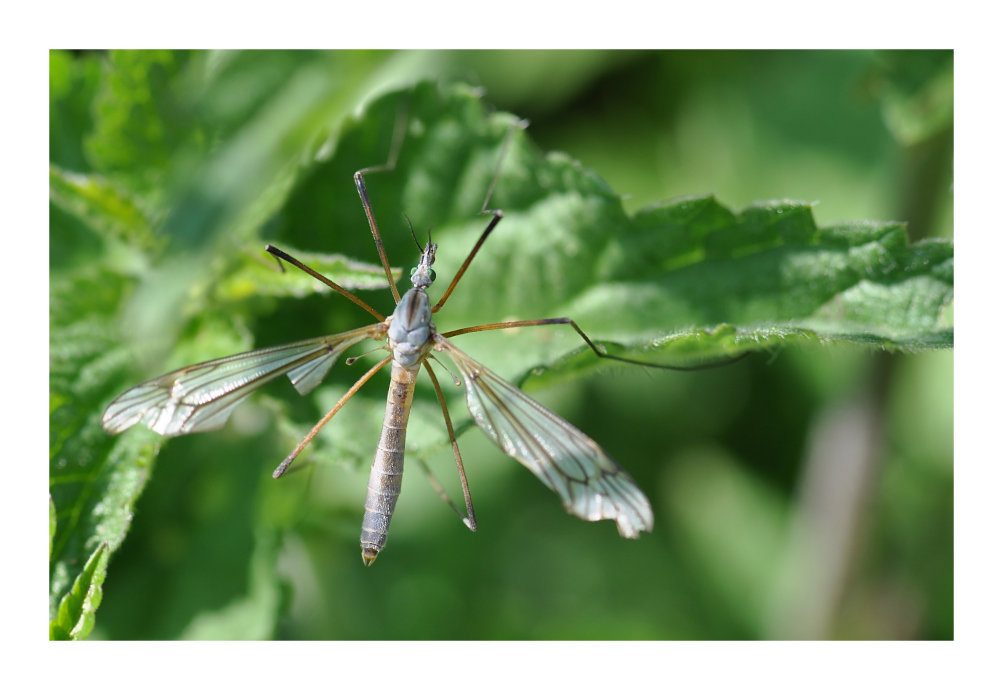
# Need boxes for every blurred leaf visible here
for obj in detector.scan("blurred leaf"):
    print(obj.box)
[881,70,953,147]
[290,384,470,471]
[50,50,101,172]
[49,164,160,251]
[73,51,412,371]
[866,50,953,146]
[445,50,643,116]
[216,245,398,302]
[47,52,426,638]
[179,526,282,640]
[49,267,161,621]
[160,52,390,252]
[166,310,257,372]
[663,445,788,635]
[85,50,202,185]
[50,543,110,641]
[50,496,57,560]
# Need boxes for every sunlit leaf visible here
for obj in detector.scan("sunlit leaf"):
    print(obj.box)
[85,50,201,183]
[215,246,398,301]
[49,267,162,621]
[283,83,952,391]
[50,543,110,641]
[49,164,160,251]
[49,496,57,560]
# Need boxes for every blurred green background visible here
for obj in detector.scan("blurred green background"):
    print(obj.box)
[49,50,953,640]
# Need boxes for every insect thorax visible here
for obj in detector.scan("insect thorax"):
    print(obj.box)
[387,288,433,367]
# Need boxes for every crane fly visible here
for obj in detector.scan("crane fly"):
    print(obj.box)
[102,113,662,565]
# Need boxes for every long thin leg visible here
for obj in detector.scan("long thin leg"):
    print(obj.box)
[273,355,392,478]
[431,211,503,313]
[354,95,410,304]
[422,360,477,531]
[266,245,384,322]
[441,319,751,372]
[431,119,527,314]
[479,118,527,216]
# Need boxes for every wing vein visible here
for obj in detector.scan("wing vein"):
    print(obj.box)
[437,336,653,537]
[103,325,385,437]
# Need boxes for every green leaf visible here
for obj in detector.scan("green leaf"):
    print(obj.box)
[285,83,951,377]
[79,51,410,252]
[267,79,952,455]
[522,211,952,388]
[664,445,788,634]
[49,164,160,251]
[48,52,424,637]
[49,267,162,621]
[156,51,393,252]
[50,542,110,641]
[215,245,399,302]
[284,384,468,470]
[179,526,283,640]
[50,50,101,172]
[51,65,954,639]
[85,50,202,184]
[866,50,954,146]
[49,496,57,560]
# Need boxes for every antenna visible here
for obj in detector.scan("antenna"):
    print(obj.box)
[403,213,422,252]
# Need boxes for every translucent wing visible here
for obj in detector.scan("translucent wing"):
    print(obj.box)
[437,338,653,538]
[102,324,385,437]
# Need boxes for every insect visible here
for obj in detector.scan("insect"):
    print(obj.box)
[102,110,664,565]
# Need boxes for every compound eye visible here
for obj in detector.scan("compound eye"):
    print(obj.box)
[410,267,417,276]
[429,269,436,281]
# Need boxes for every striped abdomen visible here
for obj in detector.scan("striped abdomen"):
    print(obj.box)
[360,361,420,565]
